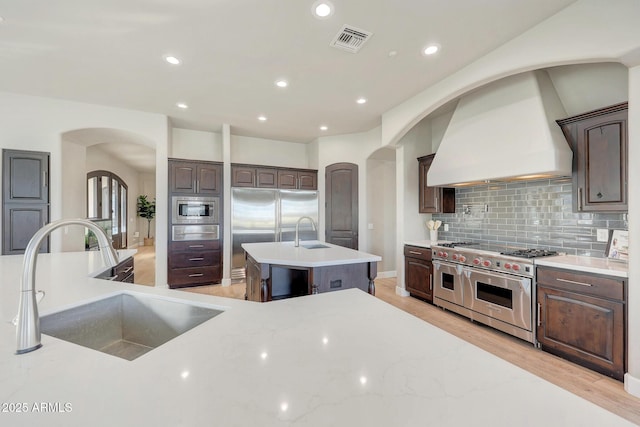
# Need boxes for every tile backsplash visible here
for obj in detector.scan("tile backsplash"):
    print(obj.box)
[431,177,628,257]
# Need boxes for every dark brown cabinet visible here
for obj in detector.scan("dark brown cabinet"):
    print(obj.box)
[417,155,455,214]
[168,159,223,288]
[557,102,628,212]
[231,164,317,190]
[2,149,50,255]
[95,256,134,283]
[168,240,222,288]
[404,245,433,302]
[536,266,626,381]
[169,159,222,195]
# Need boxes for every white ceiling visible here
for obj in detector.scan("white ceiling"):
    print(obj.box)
[0,0,578,148]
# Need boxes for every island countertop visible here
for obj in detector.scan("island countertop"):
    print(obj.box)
[0,251,635,426]
[241,240,381,267]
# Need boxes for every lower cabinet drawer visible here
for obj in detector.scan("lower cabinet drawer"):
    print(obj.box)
[169,251,219,269]
[169,266,221,287]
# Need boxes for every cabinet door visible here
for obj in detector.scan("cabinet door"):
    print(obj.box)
[537,285,624,380]
[2,204,49,254]
[197,164,221,194]
[256,168,278,188]
[231,166,256,187]
[3,150,49,204]
[277,169,298,189]
[576,109,627,211]
[405,257,433,302]
[169,160,197,193]
[298,171,317,190]
[418,155,455,213]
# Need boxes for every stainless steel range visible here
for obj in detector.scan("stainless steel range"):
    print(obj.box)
[432,243,558,344]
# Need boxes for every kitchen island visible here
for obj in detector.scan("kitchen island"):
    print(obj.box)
[0,251,636,426]
[242,240,381,302]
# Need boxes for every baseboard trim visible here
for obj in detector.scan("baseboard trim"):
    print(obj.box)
[377,270,396,279]
[395,286,410,297]
[624,373,640,398]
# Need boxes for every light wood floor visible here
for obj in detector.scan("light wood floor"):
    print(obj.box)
[132,248,640,424]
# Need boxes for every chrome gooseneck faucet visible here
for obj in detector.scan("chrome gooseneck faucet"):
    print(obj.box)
[294,216,317,247]
[16,219,119,355]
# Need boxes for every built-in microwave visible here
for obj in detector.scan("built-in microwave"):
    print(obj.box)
[172,196,219,224]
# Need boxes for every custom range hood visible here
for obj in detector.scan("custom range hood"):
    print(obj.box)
[428,71,572,187]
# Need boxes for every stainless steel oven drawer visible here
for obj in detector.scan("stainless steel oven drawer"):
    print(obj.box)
[172,224,219,241]
[433,261,464,306]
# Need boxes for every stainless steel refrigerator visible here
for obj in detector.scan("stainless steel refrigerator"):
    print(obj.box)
[231,188,319,279]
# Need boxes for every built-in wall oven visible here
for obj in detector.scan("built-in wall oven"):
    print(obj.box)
[171,196,220,242]
[433,244,557,344]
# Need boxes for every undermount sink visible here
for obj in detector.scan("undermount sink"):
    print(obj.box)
[301,243,330,249]
[40,292,224,361]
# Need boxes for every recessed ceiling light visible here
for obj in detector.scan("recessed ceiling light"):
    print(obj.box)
[275,79,288,88]
[164,55,181,65]
[356,97,367,104]
[388,50,398,58]
[176,102,188,109]
[423,44,440,56]
[0,16,5,23]
[320,125,328,131]
[258,115,267,121]
[312,1,334,19]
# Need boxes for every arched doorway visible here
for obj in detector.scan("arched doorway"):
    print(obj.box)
[87,170,128,250]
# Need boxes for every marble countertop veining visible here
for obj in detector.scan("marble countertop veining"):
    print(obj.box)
[241,240,381,267]
[0,251,635,426]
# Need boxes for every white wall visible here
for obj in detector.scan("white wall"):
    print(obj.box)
[0,92,169,286]
[366,155,396,275]
[171,128,222,161]
[230,134,310,168]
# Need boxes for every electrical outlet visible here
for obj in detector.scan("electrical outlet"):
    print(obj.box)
[444,224,449,232]
[368,223,374,230]
[134,231,140,238]
[596,229,609,242]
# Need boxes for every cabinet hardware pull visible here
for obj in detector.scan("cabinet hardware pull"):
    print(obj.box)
[189,257,204,261]
[123,267,133,274]
[429,275,432,291]
[193,180,197,192]
[409,251,422,255]
[537,303,541,327]
[188,273,204,277]
[557,278,592,287]
[188,245,205,248]
[578,187,583,211]
[43,171,48,187]
[435,196,439,209]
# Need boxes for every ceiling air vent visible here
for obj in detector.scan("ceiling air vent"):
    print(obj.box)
[330,25,372,53]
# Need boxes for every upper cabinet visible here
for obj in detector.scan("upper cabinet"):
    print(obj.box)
[557,102,628,212]
[169,159,222,195]
[418,154,455,214]
[231,164,317,190]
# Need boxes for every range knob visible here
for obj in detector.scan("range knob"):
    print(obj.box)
[459,255,467,263]
[437,251,444,257]
[473,258,481,265]
[512,264,521,272]
[443,252,449,258]
[452,254,459,261]
[504,263,512,270]
[482,260,492,267]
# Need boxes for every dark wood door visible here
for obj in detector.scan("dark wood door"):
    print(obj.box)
[557,103,628,212]
[2,149,50,254]
[537,284,624,380]
[404,245,433,302]
[169,160,197,193]
[197,164,221,194]
[298,171,317,190]
[325,163,358,249]
[256,168,277,188]
[231,165,256,187]
[277,169,298,189]
[418,154,455,213]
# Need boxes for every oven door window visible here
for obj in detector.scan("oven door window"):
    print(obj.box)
[442,272,455,291]
[179,202,210,217]
[476,281,513,309]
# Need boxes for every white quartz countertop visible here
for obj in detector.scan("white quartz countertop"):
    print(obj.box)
[535,254,628,278]
[242,240,381,267]
[0,251,635,426]
[404,241,629,278]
